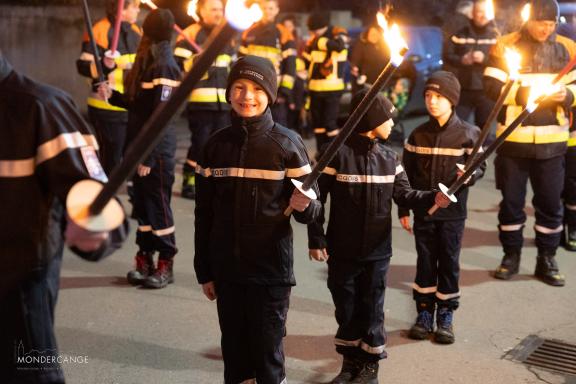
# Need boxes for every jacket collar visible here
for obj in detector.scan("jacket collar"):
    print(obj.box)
[231,107,275,138]
[348,133,382,150]
[428,111,459,131]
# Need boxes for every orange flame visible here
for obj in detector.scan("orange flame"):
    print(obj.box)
[504,48,521,80]
[485,0,495,21]
[187,0,200,22]
[225,0,263,30]
[521,3,531,23]
[140,0,158,10]
[376,12,408,66]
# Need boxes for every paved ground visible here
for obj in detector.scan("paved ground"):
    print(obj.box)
[55,117,576,384]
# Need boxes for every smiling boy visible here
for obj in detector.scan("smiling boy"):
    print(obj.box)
[194,55,320,384]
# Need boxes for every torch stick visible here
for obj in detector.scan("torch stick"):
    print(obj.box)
[110,0,125,54]
[427,103,537,216]
[464,79,514,169]
[89,3,259,216]
[430,53,576,215]
[283,48,408,216]
[141,0,203,53]
[80,0,106,86]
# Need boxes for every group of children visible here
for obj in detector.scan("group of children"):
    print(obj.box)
[194,51,481,383]
[98,9,482,384]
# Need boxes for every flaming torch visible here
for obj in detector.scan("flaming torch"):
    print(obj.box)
[521,3,531,23]
[141,0,203,53]
[485,0,495,21]
[427,82,567,216]
[284,12,408,215]
[84,0,263,223]
[187,0,200,23]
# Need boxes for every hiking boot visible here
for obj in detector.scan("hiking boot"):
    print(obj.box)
[350,361,379,384]
[535,251,565,287]
[434,307,455,344]
[494,251,521,280]
[144,259,174,289]
[126,252,154,285]
[564,225,576,252]
[409,310,434,340]
[330,356,361,384]
[181,171,195,200]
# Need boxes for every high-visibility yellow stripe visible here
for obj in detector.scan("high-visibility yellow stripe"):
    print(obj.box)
[318,37,329,51]
[412,283,437,294]
[189,88,227,103]
[404,143,467,156]
[323,166,337,175]
[141,78,181,89]
[280,75,295,89]
[308,78,345,92]
[286,164,312,178]
[282,48,297,58]
[336,174,395,183]
[174,46,193,59]
[484,66,508,83]
[496,123,569,143]
[436,291,460,300]
[360,341,386,355]
[568,137,576,147]
[0,133,99,178]
[115,53,136,70]
[87,97,127,111]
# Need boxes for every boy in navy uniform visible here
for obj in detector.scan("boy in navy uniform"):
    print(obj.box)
[308,89,450,384]
[399,71,485,344]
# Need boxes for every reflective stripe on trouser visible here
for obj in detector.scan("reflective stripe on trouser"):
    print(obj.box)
[0,249,65,383]
[495,155,564,251]
[564,147,576,226]
[216,283,290,384]
[186,108,231,171]
[87,106,128,176]
[327,259,389,361]
[413,219,465,306]
[310,93,342,152]
[133,156,177,258]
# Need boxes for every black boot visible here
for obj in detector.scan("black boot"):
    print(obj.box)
[434,306,455,344]
[330,356,361,384]
[181,167,195,200]
[535,250,565,287]
[350,361,379,384]
[494,250,521,280]
[144,259,174,289]
[564,224,576,252]
[408,301,435,340]
[126,252,154,285]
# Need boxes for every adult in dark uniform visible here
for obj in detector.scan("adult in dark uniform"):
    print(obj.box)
[0,51,128,384]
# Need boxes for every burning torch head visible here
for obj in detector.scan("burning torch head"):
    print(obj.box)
[142,8,174,43]
[351,88,396,133]
[226,55,277,104]
[424,71,461,107]
[529,0,559,22]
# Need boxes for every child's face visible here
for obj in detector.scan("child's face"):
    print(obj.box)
[372,119,394,140]
[425,90,452,120]
[230,79,269,118]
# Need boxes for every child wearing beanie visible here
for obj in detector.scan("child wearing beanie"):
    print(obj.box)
[194,55,321,384]
[100,8,181,289]
[307,88,450,383]
[398,70,486,344]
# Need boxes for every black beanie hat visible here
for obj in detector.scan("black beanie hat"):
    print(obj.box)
[530,0,559,22]
[307,12,330,30]
[226,56,278,104]
[351,88,396,133]
[143,9,174,43]
[424,71,461,106]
